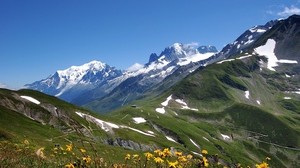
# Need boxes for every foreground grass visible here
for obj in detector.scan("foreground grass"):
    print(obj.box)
[0,139,272,168]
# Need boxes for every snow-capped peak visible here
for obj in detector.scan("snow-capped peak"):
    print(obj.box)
[57,60,106,75]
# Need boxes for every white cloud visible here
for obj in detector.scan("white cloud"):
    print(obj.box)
[278,5,300,17]
[184,42,199,49]
[126,63,144,72]
[0,83,7,89]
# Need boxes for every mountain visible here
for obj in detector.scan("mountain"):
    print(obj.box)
[2,15,300,167]
[25,61,123,102]
[84,43,218,112]
[26,43,218,110]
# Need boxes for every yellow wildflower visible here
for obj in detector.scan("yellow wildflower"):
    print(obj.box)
[201,149,208,155]
[36,147,46,159]
[255,161,269,168]
[154,149,162,154]
[66,144,73,152]
[163,148,171,157]
[133,154,139,159]
[23,139,29,145]
[83,156,92,164]
[187,154,193,160]
[154,157,164,164]
[203,157,209,167]
[178,156,187,162]
[168,160,179,168]
[80,148,86,153]
[175,151,183,157]
[65,163,75,168]
[144,152,153,160]
[125,154,131,160]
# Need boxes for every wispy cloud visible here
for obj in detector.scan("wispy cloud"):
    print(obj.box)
[277,5,300,17]
[0,83,7,89]
[126,63,144,72]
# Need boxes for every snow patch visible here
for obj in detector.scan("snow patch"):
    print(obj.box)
[75,112,119,132]
[237,55,253,60]
[256,100,261,105]
[177,52,215,66]
[132,117,146,124]
[147,131,155,134]
[175,99,198,111]
[191,151,202,157]
[190,139,200,149]
[161,95,172,106]
[217,59,235,64]
[203,137,210,142]
[245,91,250,99]
[285,74,291,78]
[127,63,144,72]
[221,134,231,141]
[155,107,165,114]
[76,112,154,137]
[255,39,298,71]
[120,126,155,137]
[166,136,177,143]
[20,96,40,105]
[284,97,292,100]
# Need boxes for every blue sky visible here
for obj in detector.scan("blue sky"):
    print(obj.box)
[1,0,300,89]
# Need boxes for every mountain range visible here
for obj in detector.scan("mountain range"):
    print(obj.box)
[1,15,300,167]
[25,17,279,113]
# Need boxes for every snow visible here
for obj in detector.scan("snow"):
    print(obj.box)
[237,44,240,49]
[161,95,172,106]
[257,29,266,33]
[255,39,278,71]
[76,112,154,137]
[190,139,200,149]
[120,126,155,137]
[191,151,202,157]
[175,99,187,106]
[155,107,165,114]
[20,96,41,105]
[173,112,178,116]
[75,112,119,132]
[284,97,292,100]
[166,136,177,143]
[56,60,106,92]
[127,63,144,72]
[255,39,298,71]
[177,52,215,66]
[285,74,291,78]
[221,134,231,141]
[237,55,253,60]
[277,59,298,64]
[203,137,210,142]
[217,59,235,64]
[245,91,250,99]
[256,100,261,105]
[147,131,155,134]
[132,117,146,124]
[175,99,198,111]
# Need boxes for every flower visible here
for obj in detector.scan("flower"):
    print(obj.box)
[23,139,29,145]
[36,147,46,159]
[186,154,193,160]
[168,160,179,168]
[66,144,73,152]
[201,149,208,155]
[175,151,183,157]
[65,163,75,168]
[163,148,171,157]
[144,152,153,160]
[125,154,131,160]
[178,156,187,162]
[203,157,209,167]
[83,156,92,164]
[255,161,269,168]
[80,148,86,153]
[154,157,164,164]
